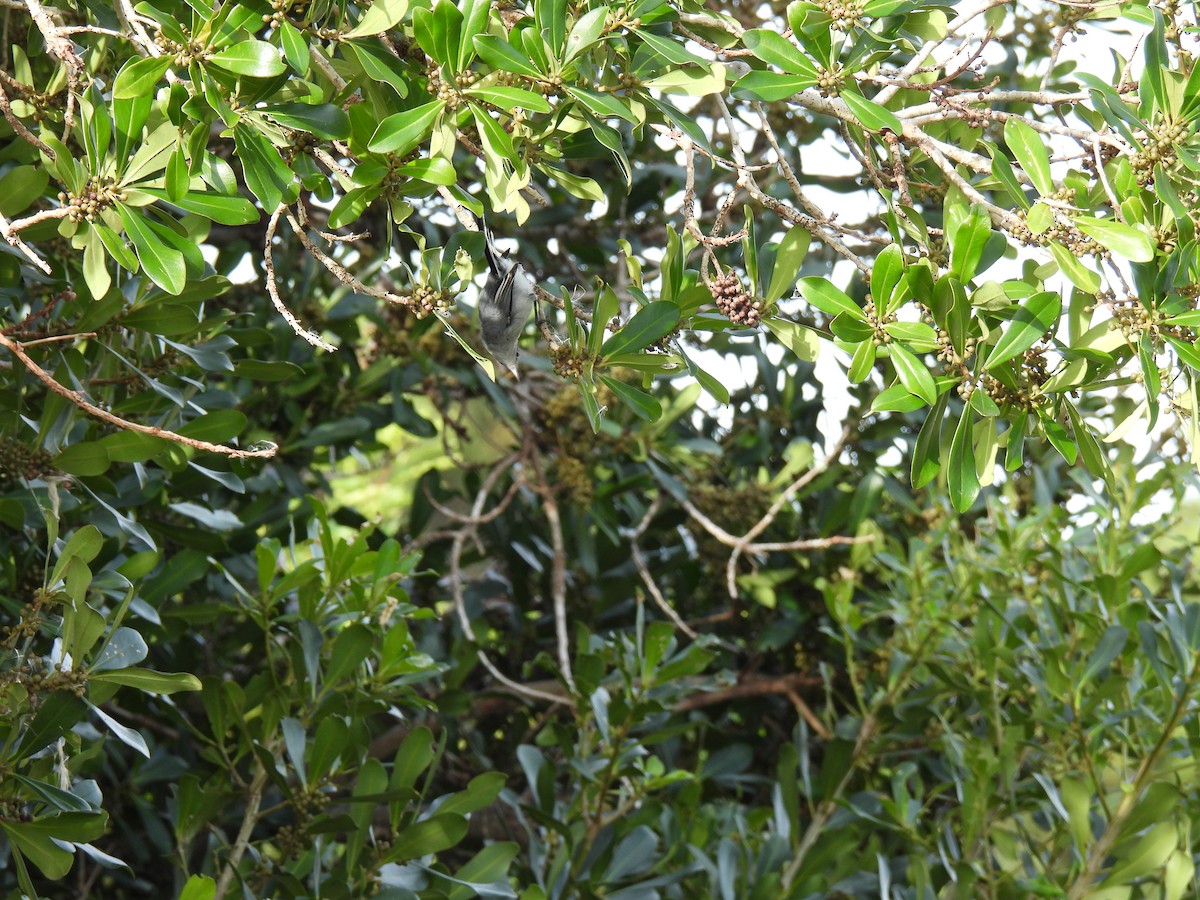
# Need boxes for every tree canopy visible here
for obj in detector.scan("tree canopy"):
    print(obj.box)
[2,0,1200,897]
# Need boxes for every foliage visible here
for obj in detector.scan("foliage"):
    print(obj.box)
[2,0,1200,897]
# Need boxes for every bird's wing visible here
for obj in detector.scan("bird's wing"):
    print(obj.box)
[496,266,518,322]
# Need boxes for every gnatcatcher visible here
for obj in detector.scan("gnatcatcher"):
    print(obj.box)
[479,220,536,379]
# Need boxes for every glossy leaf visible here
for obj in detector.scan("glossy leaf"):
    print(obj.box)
[208,41,286,78]
[983,291,1061,370]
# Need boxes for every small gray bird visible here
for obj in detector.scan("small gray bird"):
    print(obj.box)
[479,221,536,379]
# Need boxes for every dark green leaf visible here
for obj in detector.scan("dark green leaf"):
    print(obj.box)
[89,669,203,693]
[233,123,295,211]
[948,403,980,511]
[368,100,446,154]
[384,813,468,862]
[113,56,172,100]
[473,34,544,77]
[983,291,1060,369]
[266,103,350,140]
[842,89,902,133]
[599,376,662,421]
[601,301,680,358]
[140,188,259,225]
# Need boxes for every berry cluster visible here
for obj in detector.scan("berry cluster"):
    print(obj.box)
[394,285,452,319]
[60,176,126,223]
[551,342,586,378]
[1130,120,1190,186]
[261,0,311,27]
[427,66,479,109]
[863,297,897,345]
[817,0,867,31]
[711,271,763,327]
[0,438,54,488]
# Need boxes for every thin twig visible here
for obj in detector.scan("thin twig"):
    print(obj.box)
[264,206,338,352]
[450,455,573,708]
[0,331,278,458]
[213,763,268,900]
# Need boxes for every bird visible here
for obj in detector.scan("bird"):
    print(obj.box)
[478,220,537,379]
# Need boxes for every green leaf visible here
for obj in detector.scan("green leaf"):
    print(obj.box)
[464,84,553,113]
[1003,117,1053,196]
[539,165,602,202]
[447,843,520,900]
[179,875,217,900]
[473,34,543,78]
[139,189,259,225]
[1139,335,1161,429]
[208,41,286,78]
[0,821,74,879]
[368,100,446,154]
[345,0,410,37]
[83,227,111,300]
[765,316,821,361]
[436,772,506,818]
[601,301,680,358]
[872,382,924,413]
[765,228,811,303]
[742,30,819,78]
[1026,201,1053,234]
[54,442,112,476]
[266,103,350,140]
[15,694,87,761]
[536,0,567,54]
[1049,242,1101,293]
[0,165,49,217]
[279,20,310,73]
[842,89,902,133]
[985,141,1030,209]
[636,29,708,66]
[731,71,816,102]
[1079,625,1127,686]
[113,56,172,100]
[1105,822,1176,886]
[347,40,411,96]
[176,410,248,443]
[644,64,726,97]
[948,403,980,511]
[599,376,662,421]
[165,146,188,202]
[94,221,138,271]
[396,157,458,185]
[983,291,1060,369]
[564,7,608,63]
[870,243,904,312]
[384,813,468,863]
[798,277,863,318]
[949,205,992,281]
[119,203,186,294]
[1074,216,1156,262]
[848,338,875,382]
[565,86,639,123]
[889,343,937,405]
[323,623,375,687]
[89,669,203,694]
[1064,398,1114,489]
[424,0,464,70]
[589,287,620,357]
[233,122,295,211]
[1142,9,1169,115]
